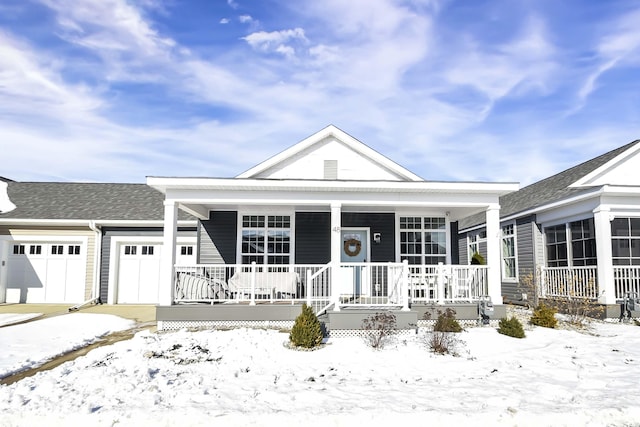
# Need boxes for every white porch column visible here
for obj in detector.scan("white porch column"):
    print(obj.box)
[330,202,342,311]
[485,204,503,304]
[159,200,178,306]
[594,206,615,304]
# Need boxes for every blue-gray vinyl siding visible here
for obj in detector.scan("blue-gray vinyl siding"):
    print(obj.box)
[295,212,330,264]
[450,221,459,264]
[342,212,396,262]
[198,211,237,264]
[99,227,196,303]
[502,216,536,304]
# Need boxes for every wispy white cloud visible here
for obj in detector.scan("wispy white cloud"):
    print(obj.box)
[243,28,307,58]
[445,15,556,105]
[576,7,640,104]
[0,31,103,117]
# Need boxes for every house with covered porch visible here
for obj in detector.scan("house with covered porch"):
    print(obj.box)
[149,126,518,331]
[458,139,640,319]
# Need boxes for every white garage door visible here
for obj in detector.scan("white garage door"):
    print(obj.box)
[115,242,197,304]
[116,244,162,304]
[7,242,86,303]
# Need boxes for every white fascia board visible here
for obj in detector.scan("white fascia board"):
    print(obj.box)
[599,185,640,195]
[570,143,640,188]
[149,176,519,196]
[0,219,197,228]
[0,219,94,227]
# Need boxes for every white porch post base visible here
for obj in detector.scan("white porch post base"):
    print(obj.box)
[401,260,410,311]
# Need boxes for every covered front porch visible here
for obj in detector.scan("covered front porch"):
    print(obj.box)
[146,177,516,329]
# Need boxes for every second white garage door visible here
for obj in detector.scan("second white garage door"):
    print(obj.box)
[114,242,197,304]
[116,244,162,304]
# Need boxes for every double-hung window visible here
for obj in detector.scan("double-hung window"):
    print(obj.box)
[612,217,640,265]
[571,219,596,266]
[241,215,291,264]
[546,219,598,267]
[501,224,517,279]
[545,225,568,267]
[400,216,447,265]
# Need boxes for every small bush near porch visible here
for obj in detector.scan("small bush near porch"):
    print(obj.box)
[289,303,323,349]
[498,317,526,338]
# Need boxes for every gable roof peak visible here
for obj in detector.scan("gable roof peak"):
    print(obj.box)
[237,125,423,182]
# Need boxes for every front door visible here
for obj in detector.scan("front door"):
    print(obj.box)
[340,228,369,296]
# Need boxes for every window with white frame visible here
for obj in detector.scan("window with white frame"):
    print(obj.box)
[241,215,291,264]
[501,224,517,279]
[467,230,486,263]
[468,234,479,261]
[545,224,568,267]
[570,218,596,266]
[611,217,640,265]
[400,216,447,265]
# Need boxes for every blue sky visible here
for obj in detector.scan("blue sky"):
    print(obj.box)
[0,0,639,185]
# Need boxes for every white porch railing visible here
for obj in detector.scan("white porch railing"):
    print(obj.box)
[614,266,640,300]
[334,262,407,310]
[174,263,326,305]
[539,266,599,299]
[408,263,489,303]
[173,262,489,311]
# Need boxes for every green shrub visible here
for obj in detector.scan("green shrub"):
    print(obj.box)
[433,308,463,333]
[530,303,558,328]
[289,303,323,348]
[497,317,525,338]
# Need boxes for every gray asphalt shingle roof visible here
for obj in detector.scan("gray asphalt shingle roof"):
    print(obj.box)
[459,139,640,230]
[0,182,193,222]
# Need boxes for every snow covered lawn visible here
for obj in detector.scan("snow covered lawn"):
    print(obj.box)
[1,314,640,426]
[0,313,134,378]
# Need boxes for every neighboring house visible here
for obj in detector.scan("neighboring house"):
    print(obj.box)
[458,139,640,317]
[0,183,196,305]
[149,125,518,330]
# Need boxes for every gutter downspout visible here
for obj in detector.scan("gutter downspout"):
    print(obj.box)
[89,220,102,304]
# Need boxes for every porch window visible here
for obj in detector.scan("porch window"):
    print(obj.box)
[612,217,640,265]
[241,215,291,264]
[570,218,597,266]
[545,225,567,267]
[467,230,486,263]
[400,216,446,265]
[501,224,517,279]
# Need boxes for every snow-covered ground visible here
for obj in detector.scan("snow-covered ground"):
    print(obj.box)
[0,313,41,327]
[0,313,134,378]
[1,312,640,426]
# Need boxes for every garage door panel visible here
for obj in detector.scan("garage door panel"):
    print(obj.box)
[116,244,161,304]
[6,241,86,303]
[45,259,67,302]
[138,258,161,303]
